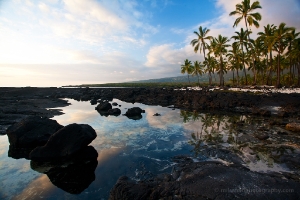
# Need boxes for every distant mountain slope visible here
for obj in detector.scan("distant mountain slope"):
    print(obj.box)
[128,72,237,83]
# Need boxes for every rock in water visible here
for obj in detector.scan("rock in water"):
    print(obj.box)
[286,123,300,132]
[29,123,97,161]
[6,116,63,148]
[107,108,121,116]
[95,102,112,111]
[125,107,145,117]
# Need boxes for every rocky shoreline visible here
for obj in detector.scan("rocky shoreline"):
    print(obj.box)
[1,86,300,132]
[1,87,300,199]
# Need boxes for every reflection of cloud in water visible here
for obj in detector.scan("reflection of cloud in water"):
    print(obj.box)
[182,120,204,135]
[0,136,8,157]
[96,147,123,163]
[53,109,99,126]
[12,174,57,200]
[145,107,182,129]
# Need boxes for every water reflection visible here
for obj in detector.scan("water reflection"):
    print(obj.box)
[184,111,300,172]
[1,99,299,199]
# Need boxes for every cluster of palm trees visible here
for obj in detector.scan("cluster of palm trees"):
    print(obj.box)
[181,0,300,88]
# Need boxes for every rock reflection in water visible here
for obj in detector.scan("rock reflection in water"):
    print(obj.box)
[125,114,142,120]
[185,111,300,173]
[30,146,98,194]
[8,145,34,160]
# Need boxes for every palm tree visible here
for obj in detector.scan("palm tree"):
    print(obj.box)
[248,38,264,84]
[286,30,300,85]
[190,26,213,60]
[209,35,230,86]
[258,24,277,85]
[288,38,300,86]
[227,42,243,86]
[181,59,194,83]
[293,38,300,86]
[192,61,204,85]
[203,54,216,85]
[229,0,262,32]
[268,23,295,88]
[191,26,213,85]
[231,28,251,84]
[230,0,262,85]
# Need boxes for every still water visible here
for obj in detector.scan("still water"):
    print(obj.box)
[0,98,299,199]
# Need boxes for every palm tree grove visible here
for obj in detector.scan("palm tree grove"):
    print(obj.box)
[182,0,300,88]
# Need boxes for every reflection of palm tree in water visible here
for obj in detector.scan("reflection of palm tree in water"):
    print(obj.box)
[180,110,192,123]
[187,112,226,157]
[184,111,294,167]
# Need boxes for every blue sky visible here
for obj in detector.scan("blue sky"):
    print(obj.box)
[0,0,299,86]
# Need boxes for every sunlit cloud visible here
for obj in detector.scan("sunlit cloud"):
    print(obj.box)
[0,0,298,86]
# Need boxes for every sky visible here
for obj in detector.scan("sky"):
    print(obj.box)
[0,0,299,87]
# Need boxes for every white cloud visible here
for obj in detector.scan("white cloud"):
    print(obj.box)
[144,43,202,76]
[38,3,50,13]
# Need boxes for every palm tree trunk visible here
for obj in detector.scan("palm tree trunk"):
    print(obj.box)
[292,63,296,84]
[276,51,281,88]
[232,70,235,86]
[220,56,224,86]
[289,59,292,86]
[197,74,200,85]
[241,45,247,85]
[208,72,212,85]
[188,74,190,83]
[236,68,240,86]
[266,51,273,85]
[298,63,300,87]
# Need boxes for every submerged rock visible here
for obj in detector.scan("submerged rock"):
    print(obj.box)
[6,116,63,148]
[29,123,97,161]
[31,146,98,194]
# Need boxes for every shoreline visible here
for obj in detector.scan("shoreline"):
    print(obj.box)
[1,86,300,134]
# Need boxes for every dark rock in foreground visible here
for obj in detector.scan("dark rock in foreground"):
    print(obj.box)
[8,145,35,159]
[30,123,97,161]
[6,116,63,148]
[31,146,98,194]
[109,161,300,200]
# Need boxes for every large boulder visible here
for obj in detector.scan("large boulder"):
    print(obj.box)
[125,107,145,117]
[95,102,112,111]
[29,123,97,161]
[6,116,63,148]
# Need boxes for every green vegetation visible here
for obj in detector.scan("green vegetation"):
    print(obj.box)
[183,0,300,88]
